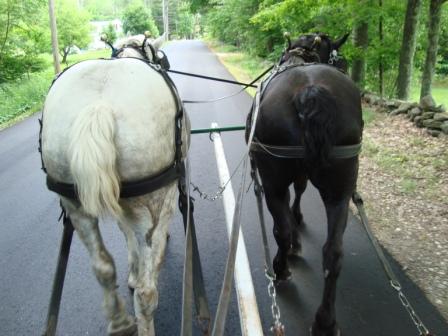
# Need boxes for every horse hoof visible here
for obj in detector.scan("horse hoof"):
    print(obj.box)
[310,322,341,336]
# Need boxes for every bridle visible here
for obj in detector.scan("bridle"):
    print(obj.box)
[281,34,342,68]
[102,35,162,65]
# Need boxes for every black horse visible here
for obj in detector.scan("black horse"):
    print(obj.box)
[247,33,363,336]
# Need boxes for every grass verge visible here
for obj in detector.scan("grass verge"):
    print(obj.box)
[206,40,271,97]
[410,78,448,107]
[0,49,110,130]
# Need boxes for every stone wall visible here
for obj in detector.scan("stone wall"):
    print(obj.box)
[363,93,448,137]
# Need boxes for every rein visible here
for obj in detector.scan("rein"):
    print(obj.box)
[106,43,275,104]
[175,65,274,104]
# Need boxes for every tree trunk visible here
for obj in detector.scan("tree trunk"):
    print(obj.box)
[48,0,61,74]
[378,0,384,98]
[351,21,369,87]
[420,0,447,100]
[61,48,69,64]
[396,0,422,100]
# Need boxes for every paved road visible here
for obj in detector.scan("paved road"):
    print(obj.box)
[1,40,447,336]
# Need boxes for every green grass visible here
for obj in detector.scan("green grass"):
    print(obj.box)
[410,80,448,107]
[0,49,110,129]
[362,107,376,125]
[0,68,54,126]
[206,40,271,97]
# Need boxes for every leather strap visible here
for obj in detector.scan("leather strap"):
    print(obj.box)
[46,164,180,200]
[250,140,362,159]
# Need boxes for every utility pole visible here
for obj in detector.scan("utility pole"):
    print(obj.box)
[48,0,61,74]
[162,0,169,39]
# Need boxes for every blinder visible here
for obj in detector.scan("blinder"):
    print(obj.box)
[111,39,170,70]
[281,33,346,71]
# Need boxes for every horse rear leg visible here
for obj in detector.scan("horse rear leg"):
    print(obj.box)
[117,219,139,290]
[122,184,177,336]
[311,197,350,336]
[290,175,307,256]
[263,183,296,281]
[60,198,136,336]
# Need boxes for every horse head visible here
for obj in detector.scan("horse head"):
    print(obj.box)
[282,32,349,69]
[112,32,166,63]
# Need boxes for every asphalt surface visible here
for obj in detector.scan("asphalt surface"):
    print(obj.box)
[0,40,447,336]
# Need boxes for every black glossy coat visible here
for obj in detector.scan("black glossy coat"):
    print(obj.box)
[247,34,363,336]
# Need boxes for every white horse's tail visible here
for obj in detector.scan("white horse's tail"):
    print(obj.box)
[68,102,122,219]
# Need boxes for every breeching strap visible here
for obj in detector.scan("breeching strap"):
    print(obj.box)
[250,141,362,159]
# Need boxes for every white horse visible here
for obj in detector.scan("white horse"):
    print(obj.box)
[41,34,189,336]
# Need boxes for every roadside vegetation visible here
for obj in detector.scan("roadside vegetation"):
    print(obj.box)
[193,1,448,105]
[0,0,197,128]
[0,49,109,129]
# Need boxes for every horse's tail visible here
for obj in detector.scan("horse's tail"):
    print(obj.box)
[68,102,122,219]
[293,85,336,167]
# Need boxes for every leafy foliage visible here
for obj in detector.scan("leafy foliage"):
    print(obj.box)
[198,0,448,96]
[122,4,159,36]
[176,2,196,39]
[0,0,49,83]
[102,23,118,43]
[56,0,92,64]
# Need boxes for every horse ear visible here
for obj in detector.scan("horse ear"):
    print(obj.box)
[151,33,166,51]
[332,33,349,50]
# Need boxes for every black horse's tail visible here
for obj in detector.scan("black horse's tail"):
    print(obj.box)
[294,85,336,167]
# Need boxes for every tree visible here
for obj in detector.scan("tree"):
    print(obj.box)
[396,0,422,100]
[102,23,117,43]
[351,20,369,87]
[56,0,91,64]
[176,2,195,39]
[122,4,159,36]
[0,0,49,82]
[420,0,448,100]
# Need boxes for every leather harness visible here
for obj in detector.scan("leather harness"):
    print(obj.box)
[248,56,362,160]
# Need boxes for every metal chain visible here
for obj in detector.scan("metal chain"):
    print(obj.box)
[190,147,248,202]
[390,281,432,336]
[265,271,285,335]
[190,182,225,202]
[352,192,434,336]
